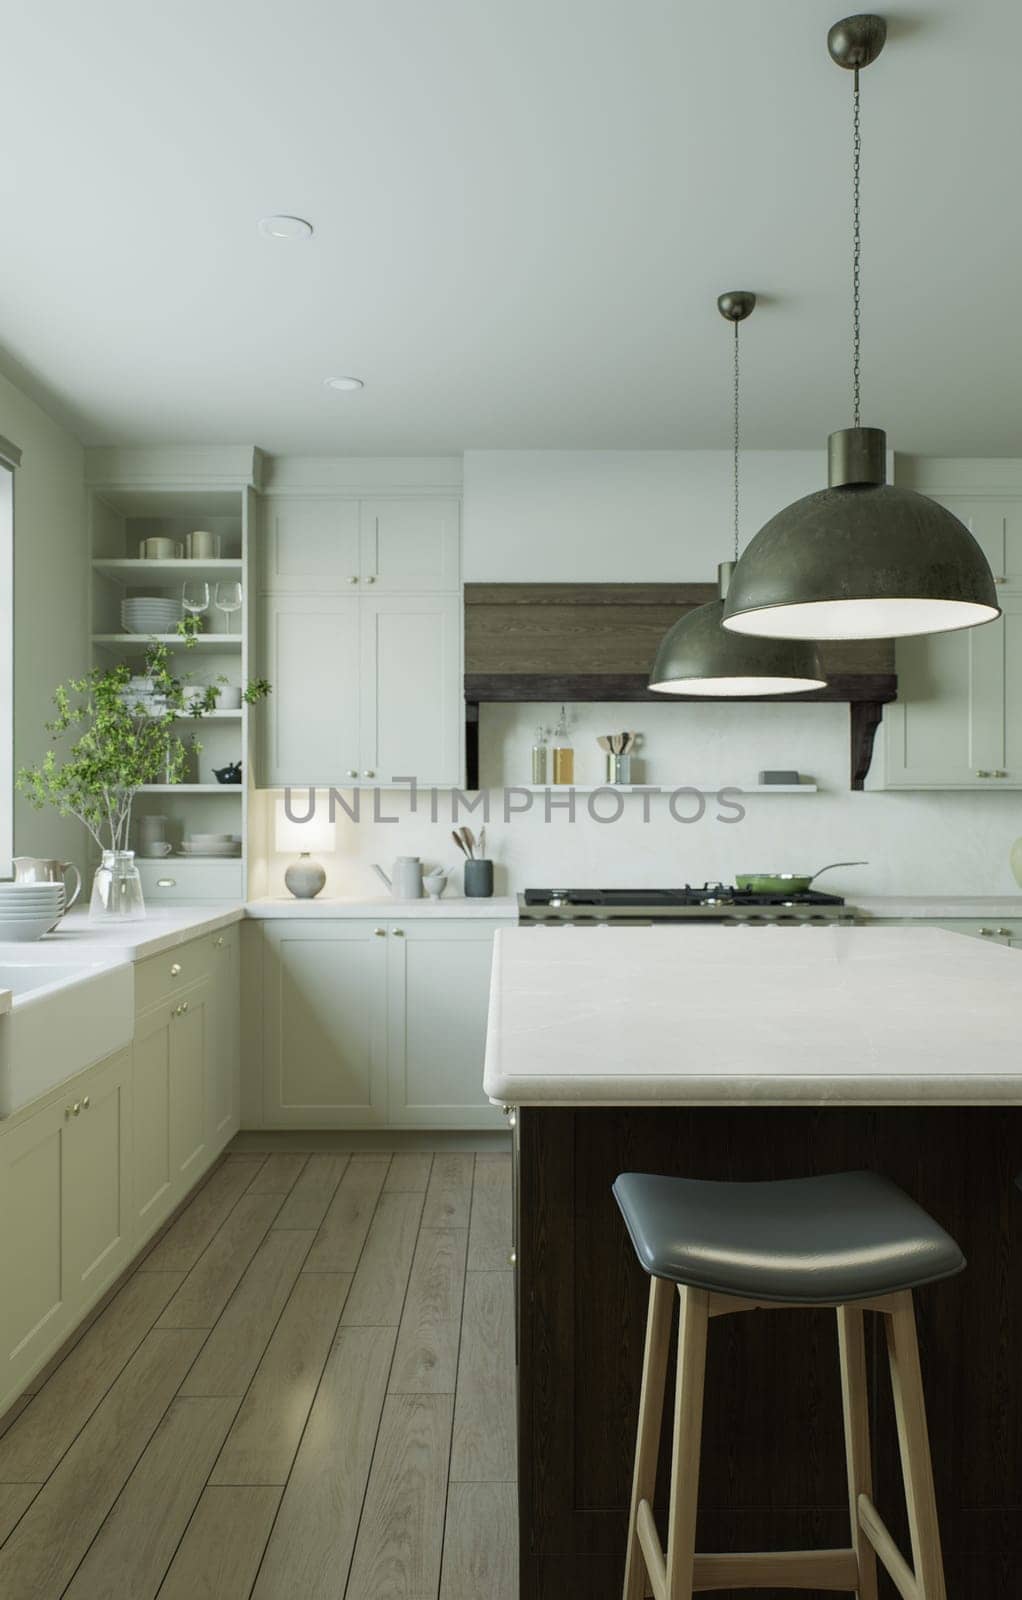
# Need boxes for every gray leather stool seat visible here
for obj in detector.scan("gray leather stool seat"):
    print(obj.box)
[613,1168,965,1304]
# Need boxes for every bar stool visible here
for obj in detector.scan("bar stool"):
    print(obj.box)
[613,1169,965,1600]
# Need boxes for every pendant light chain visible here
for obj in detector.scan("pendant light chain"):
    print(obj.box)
[732,315,738,560]
[852,66,862,427]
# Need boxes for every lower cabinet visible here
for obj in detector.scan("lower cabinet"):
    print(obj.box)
[0,1046,132,1401]
[133,980,211,1243]
[208,927,241,1146]
[259,918,510,1129]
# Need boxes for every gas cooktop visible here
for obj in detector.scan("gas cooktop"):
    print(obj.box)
[519,886,859,925]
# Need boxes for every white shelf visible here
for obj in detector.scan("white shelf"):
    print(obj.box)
[93,558,243,584]
[504,783,818,795]
[170,709,242,720]
[92,633,241,653]
[139,784,243,794]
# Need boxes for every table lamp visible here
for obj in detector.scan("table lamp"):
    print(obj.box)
[275,796,334,898]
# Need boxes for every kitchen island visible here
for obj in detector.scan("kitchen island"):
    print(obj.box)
[484,926,1022,1599]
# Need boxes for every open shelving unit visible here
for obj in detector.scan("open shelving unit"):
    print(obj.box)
[88,476,256,900]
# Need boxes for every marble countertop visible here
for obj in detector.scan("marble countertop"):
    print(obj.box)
[483,924,1022,1107]
[856,896,1022,918]
[245,895,519,920]
[40,905,245,960]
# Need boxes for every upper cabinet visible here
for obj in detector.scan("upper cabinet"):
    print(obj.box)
[260,495,460,593]
[879,489,1022,789]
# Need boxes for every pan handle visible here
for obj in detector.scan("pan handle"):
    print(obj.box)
[810,860,868,883]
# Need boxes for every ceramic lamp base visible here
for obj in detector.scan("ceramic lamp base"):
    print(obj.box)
[285,853,326,899]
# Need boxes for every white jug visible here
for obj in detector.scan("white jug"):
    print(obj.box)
[372,857,424,899]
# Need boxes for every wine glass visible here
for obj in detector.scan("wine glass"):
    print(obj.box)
[181,580,210,630]
[214,581,243,636]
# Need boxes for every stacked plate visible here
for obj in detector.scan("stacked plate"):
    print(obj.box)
[121,597,182,635]
[179,834,242,858]
[0,882,65,941]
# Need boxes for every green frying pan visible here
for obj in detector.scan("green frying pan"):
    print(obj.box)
[735,861,867,895]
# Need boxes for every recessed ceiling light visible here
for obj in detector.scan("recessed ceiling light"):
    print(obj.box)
[324,376,365,392]
[258,215,314,240]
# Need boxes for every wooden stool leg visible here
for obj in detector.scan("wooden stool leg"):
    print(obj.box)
[624,1275,675,1600]
[885,1291,948,1600]
[665,1285,709,1600]
[836,1306,880,1600]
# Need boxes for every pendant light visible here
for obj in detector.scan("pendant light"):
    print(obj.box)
[722,14,1000,643]
[649,292,826,696]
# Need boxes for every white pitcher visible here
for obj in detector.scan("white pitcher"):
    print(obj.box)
[12,855,82,911]
[371,857,424,899]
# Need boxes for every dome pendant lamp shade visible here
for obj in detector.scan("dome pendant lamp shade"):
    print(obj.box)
[722,14,999,644]
[649,562,827,695]
[649,290,826,697]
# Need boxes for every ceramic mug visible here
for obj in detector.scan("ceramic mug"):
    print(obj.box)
[140,536,182,559]
[141,841,173,858]
[185,530,221,559]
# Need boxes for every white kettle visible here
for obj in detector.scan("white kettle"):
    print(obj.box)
[372,857,424,899]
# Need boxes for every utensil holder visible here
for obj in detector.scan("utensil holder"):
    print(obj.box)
[464,859,494,898]
[605,753,632,785]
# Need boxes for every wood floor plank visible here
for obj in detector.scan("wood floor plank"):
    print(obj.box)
[179,1229,315,1398]
[63,1395,239,1600]
[439,1481,518,1600]
[210,1272,352,1485]
[390,1229,468,1395]
[245,1152,309,1195]
[0,1482,36,1546]
[450,1272,516,1483]
[250,1325,396,1600]
[345,1393,454,1600]
[0,1328,203,1598]
[384,1153,434,1192]
[156,1485,282,1600]
[0,1268,186,1482]
[144,1158,267,1273]
[0,1394,31,1444]
[420,1153,474,1229]
[157,1192,284,1330]
[272,1153,349,1231]
[301,1154,390,1273]
[467,1154,512,1270]
[340,1191,424,1328]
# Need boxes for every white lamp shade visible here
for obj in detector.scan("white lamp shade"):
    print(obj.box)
[275,793,335,855]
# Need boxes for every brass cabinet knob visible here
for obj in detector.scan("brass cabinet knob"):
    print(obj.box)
[348,576,359,584]
[181,1001,189,1013]
[82,1096,90,1110]
[362,770,375,778]
[508,1249,517,1268]
[979,927,995,936]
[365,575,377,584]
[976,770,992,779]
[170,962,182,976]
[213,935,224,948]
[347,770,358,779]
[373,927,386,937]
[72,1102,81,1116]
[392,928,404,937]
[997,927,1013,938]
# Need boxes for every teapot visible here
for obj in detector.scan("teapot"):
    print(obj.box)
[13,856,82,912]
[372,857,424,899]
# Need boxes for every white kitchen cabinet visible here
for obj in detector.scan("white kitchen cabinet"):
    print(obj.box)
[260,496,362,592]
[359,498,460,592]
[935,497,1022,589]
[132,981,210,1240]
[359,594,462,785]
[208,927,240,1149]
[386,921,506,1128]
[258,592,462,787]
[256,917,511,1129]
[0,1046,132,1402]
[258,594,361,785]
[262,922,388,1126]
[881,595,1022,788]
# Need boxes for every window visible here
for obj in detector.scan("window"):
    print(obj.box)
[0,436,18,878]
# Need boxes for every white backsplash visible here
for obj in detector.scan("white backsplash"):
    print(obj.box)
[250,700,1022,902]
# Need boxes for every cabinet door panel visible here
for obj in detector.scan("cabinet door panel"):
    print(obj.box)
[883,617,1005,786]
[935,496,1022,589]
[208,930,240,1150]
[261,497,361,591]
[387,923,507,1128]
[171,985,209,1188]
[263,925,386,1126]
[61,1048,132,1299]
[360,595,461,786]
[0,1102,65,1378]
[999,597,1022,781]
[258,595,360,785]
[359,498,460,591]
[133,1006,174,1234]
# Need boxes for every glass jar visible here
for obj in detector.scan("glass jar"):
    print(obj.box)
[90,850,146,922]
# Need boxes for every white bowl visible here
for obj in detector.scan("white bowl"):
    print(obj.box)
[0,917,59,942]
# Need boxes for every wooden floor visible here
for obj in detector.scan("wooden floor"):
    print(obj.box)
[0,1147,517,1600]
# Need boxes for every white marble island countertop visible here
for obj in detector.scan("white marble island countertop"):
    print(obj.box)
[484,924,1022,1107]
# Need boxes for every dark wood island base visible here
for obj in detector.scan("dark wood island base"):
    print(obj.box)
[516,1104,1022,1600]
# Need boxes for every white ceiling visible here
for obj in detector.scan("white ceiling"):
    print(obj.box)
[3,1,1020,456]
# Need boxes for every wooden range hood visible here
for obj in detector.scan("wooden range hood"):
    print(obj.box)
[464,583,896,790]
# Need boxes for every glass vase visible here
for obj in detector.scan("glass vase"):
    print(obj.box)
[89,850,146,922]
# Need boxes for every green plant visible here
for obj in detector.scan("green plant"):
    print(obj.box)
[17,640,222,853]
[242,677,272,705]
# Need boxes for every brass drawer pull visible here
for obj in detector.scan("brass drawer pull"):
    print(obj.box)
[170,962,182,977]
